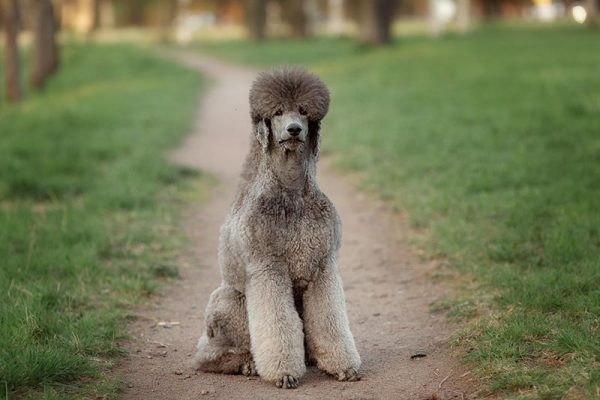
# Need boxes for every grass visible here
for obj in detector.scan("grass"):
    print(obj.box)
[193,36,360,67]
[193,25,600,399]
[0,43,204,398]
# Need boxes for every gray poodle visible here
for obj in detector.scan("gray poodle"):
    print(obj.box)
[193,67,361,389]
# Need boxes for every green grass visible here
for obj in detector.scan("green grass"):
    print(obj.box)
[193,37,360,67]
[193,25,600,399]
[0,43,204,399]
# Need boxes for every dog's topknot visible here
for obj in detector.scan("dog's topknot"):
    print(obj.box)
[249,67,330,123]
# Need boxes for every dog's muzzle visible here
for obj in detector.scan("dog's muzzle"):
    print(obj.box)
[286,123,303,137]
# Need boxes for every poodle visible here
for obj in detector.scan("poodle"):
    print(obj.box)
[193,67,361,389]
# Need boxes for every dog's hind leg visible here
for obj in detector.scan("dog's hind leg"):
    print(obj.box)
[193,334,255,375]
[193,286,255,375]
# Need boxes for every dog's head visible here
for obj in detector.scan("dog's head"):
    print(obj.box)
[249,67,330,155]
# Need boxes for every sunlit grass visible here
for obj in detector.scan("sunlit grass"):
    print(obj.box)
[0,43,205,399]
[194,25,600,398]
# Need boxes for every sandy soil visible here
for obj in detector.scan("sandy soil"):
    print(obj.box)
[118,50,476,400]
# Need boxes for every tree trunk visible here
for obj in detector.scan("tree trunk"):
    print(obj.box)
[358,0,396,45]
[1,0,24,102]
[157,0,178,43]
[245,0,267,41]
[31,0,59,89]
[281,0,308,38]
[125,0,144,26]
[92,0,102,30]
[455,0,471,33]
[586,0,597,28]
[481,0,501,19]
[87,0,102,38]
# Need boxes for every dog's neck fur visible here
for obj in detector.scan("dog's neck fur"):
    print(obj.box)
[264,147,316,193]
[237,138,318,199]
[233,135,320,214]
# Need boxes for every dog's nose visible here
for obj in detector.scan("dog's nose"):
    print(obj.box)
[286,123,302,137]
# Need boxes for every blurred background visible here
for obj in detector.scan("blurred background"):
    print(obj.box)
[1,0,598,100]
[5,0,600,39]
[1,1,599,400]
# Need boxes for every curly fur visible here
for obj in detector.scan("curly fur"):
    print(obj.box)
[193,67,361,389]
[249,67,330,123]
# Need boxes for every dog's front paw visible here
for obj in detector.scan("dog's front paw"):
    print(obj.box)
[337,367,361,382]
[275,374,300,389]
[241,360,257,376]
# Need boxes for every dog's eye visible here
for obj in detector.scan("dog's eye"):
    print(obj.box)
[298,107,307,116]
[274,110,283,116]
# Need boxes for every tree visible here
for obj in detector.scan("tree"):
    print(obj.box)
[125,0,144,26]
[357,0,396,45]
[280,0,309,38]
[85,0,102,38]
[586,0,597,28]
[1,0,23,101]
[92,0,102,31]
[31,0,59,89]
[157,0,179,43]
[245,0,267,40]
[480,0,502,19]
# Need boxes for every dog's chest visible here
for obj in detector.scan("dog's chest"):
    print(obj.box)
[284,212,333,282]
[247,191,339,282]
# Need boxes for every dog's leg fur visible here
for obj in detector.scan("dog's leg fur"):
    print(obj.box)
[193,286,256,376]
[303,257,361,381]
[246,264,306,389]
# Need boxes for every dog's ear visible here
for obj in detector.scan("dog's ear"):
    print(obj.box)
[255,118,271,153]
[308,120,321,157]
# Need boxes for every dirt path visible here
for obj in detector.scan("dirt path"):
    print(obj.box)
[119,51,473,400]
